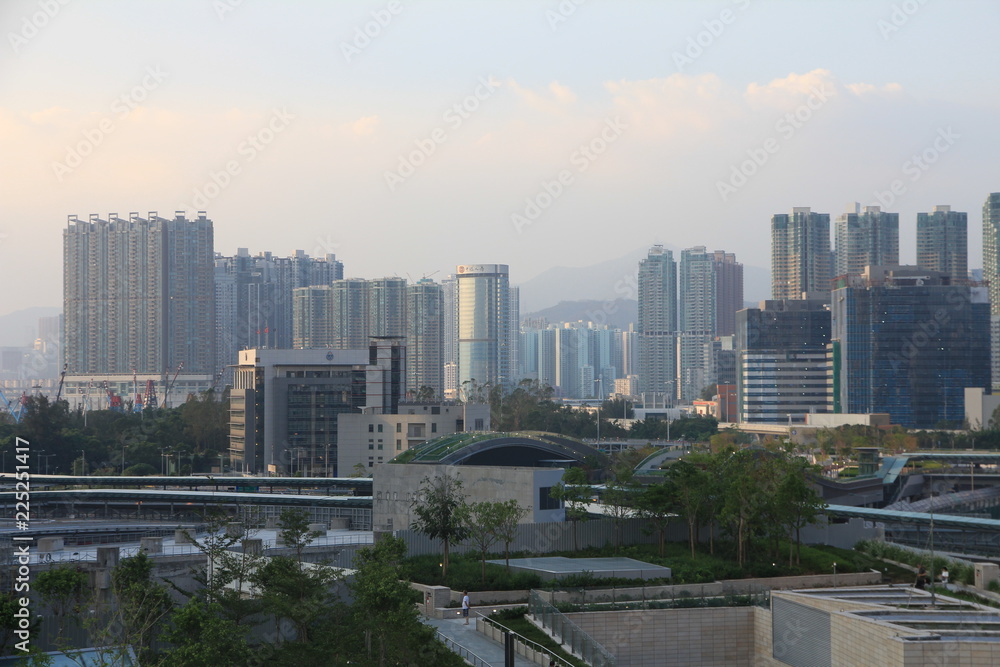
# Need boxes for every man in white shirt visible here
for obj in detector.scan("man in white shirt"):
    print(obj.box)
[462,591,470,625]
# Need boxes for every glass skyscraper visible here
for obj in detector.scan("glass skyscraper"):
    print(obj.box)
[456,264,514,394]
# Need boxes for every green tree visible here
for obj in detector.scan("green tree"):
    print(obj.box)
[35,565,90,640]
[464,502,501,584]
[160,599,253,667]
[551,467,593,551]
[633,480,675,557]
[492,499,528,569]
[349,536,461,667]
[410,474,469,577]
[665,458,709,557]
[602,467,638,552]
[776,458,825,565]
[277,508,322,566]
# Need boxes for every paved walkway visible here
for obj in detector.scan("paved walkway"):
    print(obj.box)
[425,615,536,667]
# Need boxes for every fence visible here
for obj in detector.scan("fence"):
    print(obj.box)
[528,590,616,667]
[478,614,575,667]
[435,630,493,667]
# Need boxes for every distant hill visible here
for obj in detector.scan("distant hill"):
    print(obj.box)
[0,307,61,347]
[516,246,770,314]
[523,299,638,329]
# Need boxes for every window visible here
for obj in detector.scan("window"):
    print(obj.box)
[431,423,437,433]
[377,424,383,433]
[396,442,402,450]
[474,418,484,430]
[368,443,373,450]
[368,424,374,433]
[431,406,441,415]
[396,423,402,433]
[377,444,383,450]
[539,487,561,511]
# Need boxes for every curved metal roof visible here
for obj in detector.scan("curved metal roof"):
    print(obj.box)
[393,430,605,466]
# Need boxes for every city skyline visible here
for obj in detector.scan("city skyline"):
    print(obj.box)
[2,1,999,316]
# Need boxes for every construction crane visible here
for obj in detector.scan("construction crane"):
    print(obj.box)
[0,388,26,424]
[144,379,158,410]
[163,363,183,409]
[131,370,144,413]
[55,364,68,402]
[102,381,123,413]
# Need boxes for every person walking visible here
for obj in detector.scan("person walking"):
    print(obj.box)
[462,591,471,625]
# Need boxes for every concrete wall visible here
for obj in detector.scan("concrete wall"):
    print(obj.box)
[564,607,755,666]
[372,463,564,532]
[966,386,1000,429]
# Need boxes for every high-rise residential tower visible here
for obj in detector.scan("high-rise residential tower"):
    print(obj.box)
[983,193,1000,389]
[637,245,677,401]
[771,207,832,301]
[712,250,744,337]
[406,279,444,398]
[834,204,899,277]
[456,264,513,394]
[678,247,715,402]
[64,211,215,376]
[917,205,967,281]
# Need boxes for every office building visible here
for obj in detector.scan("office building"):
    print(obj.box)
[834,203,899,277]
[917,205,967,280]
[771,207,832,300]
[456,264,514,393]
[830,266,989,429]
[735,299,831,423]
[64,211,215,377]
[637,246,677,401]
[229,341,404,476]
[406,279,444,398]
[337,402,490,473]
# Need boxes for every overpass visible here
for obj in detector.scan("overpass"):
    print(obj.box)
[0,474,372,494]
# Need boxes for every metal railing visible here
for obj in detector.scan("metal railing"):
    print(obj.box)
[478,614,575,667]
[528,590,616,667]
[435,629,495,667]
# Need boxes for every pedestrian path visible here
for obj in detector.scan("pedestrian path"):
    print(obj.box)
[425,615,536,667]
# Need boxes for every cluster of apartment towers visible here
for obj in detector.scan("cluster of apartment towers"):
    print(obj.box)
[61,194,1000,433]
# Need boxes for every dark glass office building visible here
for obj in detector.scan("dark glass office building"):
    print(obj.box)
[735,299,831,423]
[830,266,989,428]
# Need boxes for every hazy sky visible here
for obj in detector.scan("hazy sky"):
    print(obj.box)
[1,0,998,316]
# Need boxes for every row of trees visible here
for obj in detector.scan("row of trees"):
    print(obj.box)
[1,509,462,666]
[463,378,719,442]
[0,393,229,476]
[556,448,826,569]
[410,475,528,581]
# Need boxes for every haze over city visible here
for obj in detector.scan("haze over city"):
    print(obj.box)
[1,0,999,317]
